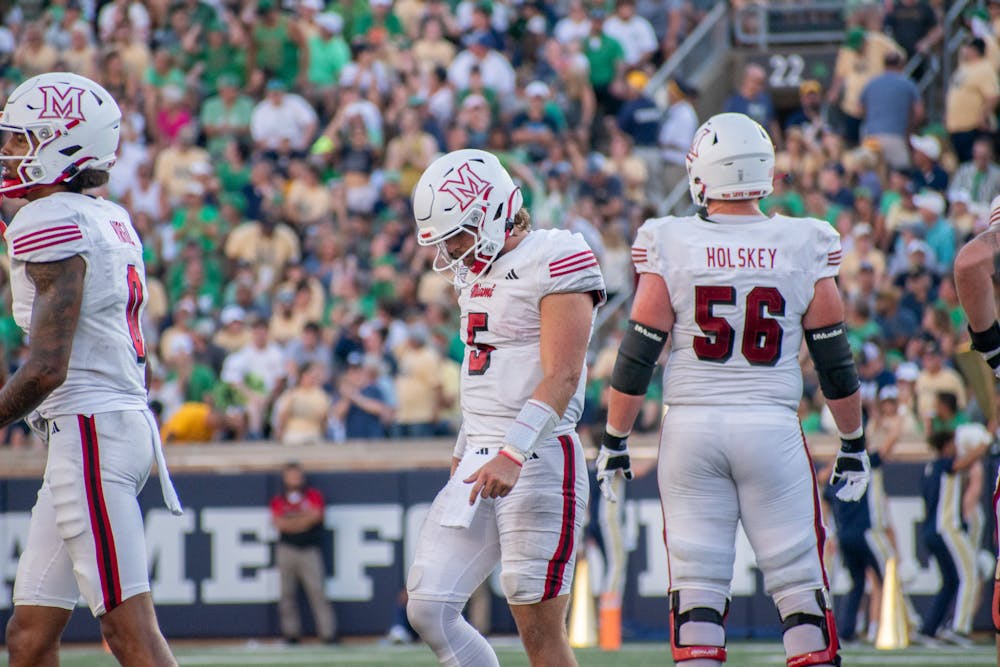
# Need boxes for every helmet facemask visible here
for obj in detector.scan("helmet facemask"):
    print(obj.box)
[0,123,67,198]
[423,204,510,289]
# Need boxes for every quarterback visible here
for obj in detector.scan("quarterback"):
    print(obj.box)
[953,194,1000,662]
[0,73,181,666]
[406,149,605,666]
[599,113,866,667]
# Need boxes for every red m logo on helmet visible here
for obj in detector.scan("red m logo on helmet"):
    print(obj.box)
[37,85,86,122]
[438,162,493,212]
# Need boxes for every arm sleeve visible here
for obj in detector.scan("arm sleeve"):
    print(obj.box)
[8,201,88,263]
[539,232,606,304]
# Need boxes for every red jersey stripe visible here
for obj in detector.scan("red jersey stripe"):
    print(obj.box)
[550,259,600,277]
[549,250,594,269]
[14,232,84,255]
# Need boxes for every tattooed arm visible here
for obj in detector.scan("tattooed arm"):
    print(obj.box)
[0,257,85,428]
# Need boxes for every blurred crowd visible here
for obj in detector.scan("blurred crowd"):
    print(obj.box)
[0,0,996,451]
[0,0,709,445]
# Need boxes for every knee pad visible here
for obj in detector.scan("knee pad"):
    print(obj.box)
[406,596,458,645]
[776,589,840,667]
[670,589,729,663]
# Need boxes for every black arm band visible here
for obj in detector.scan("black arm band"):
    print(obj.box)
[610,320,669,396]
[804,323,860,400]
[969,321,1000,369]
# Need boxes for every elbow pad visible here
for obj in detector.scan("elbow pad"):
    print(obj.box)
[804,323,859,400]
[610,320,669,396]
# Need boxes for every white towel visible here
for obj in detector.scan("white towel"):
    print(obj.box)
[142,409,183,516]
[438,448,493,528]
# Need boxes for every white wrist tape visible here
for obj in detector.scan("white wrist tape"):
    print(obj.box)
[838,427,864,441]
[503,399,560,459]
[452,424,468,460]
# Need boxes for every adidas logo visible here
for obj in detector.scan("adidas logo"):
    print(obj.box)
[505,269,519,280]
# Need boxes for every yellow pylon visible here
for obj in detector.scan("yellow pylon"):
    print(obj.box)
[875,557,910,649]
[568,552,597,648]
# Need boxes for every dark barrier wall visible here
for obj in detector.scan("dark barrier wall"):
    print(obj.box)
[0,462,993,641]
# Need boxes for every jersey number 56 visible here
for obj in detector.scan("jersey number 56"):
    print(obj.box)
[693,285,784,366]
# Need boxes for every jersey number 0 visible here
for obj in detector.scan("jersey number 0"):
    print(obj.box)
[693,285,785,366]
[125,264,147,363]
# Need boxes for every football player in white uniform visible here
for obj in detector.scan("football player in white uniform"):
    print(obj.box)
[953,193,1000,662]
[0,73,181,667]
[406,149,605,667]
[598,113,867,667]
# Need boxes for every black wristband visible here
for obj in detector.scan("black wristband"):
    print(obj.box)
[602,429,628,451]
[970,322,1000,368]
[840,434,866,453]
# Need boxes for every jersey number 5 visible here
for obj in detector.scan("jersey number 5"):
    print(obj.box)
[125,264,146,363]
[466,312,496,375]
[693,285,785,366]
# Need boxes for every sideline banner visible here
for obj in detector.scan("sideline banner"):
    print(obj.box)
[0,462,993,640]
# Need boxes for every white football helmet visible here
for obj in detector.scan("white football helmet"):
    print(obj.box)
[0,72,121,198]
[686,112,774,207]
[412,149,523,288]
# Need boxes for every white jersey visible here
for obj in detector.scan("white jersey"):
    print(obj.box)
[632,212,841,411]
[456,228,606,448]
[6,192,149,418]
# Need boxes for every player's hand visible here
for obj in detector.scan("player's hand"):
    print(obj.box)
[464,453,522,504]
[830,449,870,502]
[596,429,633,503]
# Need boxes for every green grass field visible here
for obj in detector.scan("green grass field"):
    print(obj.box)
[20,639,997,666]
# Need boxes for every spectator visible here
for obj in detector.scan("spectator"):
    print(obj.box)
[602,0,658,69]
[391,324,443,438]
[448,31,516,99]
[909,135,948,193]
[945,38,1000,163]
[385,107,439,193]
[785,79,828,147]
[828,27,904,145]
[655,76,697,208]
[333,356,394,439]
[820,162,854,210]
[211,305,249,355]
[914,191,956,271]
[949,137,1000,206]
[617,70,660,151]
[860,52,922,170]
[251,79,319,158]
[884,0,941,61]
[45,2,92,52]
[510,80,562,164]
[249,0,304,89]
[14,22,59,79]
[305,12,350,91]
[874,287,920,352]
[583,9,626,116]
[221,318,287,439]
[554,1,591,45]
[154,125,211,206]
[915,340,966,426]
[577,152,625,222]
[200,75,254,157]
[273,363,332,445]
[225,210,301,290]
[412,16,456,75]
[722,63,781,148]
[269,463,337,644]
